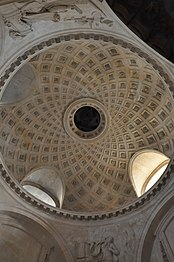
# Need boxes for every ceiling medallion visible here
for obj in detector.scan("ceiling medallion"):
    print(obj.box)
[63,98,110,142]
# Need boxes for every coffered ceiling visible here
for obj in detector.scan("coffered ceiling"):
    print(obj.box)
[0,39,174,212]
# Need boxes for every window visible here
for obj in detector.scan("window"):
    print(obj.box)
[129,150,170,197]
[21,167,65,208]
[23,185,56,207]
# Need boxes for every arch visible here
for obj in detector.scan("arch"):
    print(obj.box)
[21,166,65,208]
[129,149,170,197]
[136,194,174,262]
[0,208,74,262]
[0,63,36,105]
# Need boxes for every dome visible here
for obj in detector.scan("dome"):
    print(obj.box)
[0,37,173,212]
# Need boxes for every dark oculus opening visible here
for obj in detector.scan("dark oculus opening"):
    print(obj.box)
[74,106,101,132]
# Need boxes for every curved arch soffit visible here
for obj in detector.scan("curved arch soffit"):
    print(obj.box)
[0,206,74,262]
[0,63,37,105]
[136,194,174,262]
[129,149,170,197]
[21,166,65,208]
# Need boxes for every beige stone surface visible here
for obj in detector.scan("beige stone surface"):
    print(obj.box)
[0,1,174,262]
[0,39,174,212]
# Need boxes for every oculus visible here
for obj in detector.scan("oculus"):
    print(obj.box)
[63,98,110,142]
[74,106,101,132]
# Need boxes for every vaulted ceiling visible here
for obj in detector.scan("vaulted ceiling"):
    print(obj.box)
[1,39,174,212]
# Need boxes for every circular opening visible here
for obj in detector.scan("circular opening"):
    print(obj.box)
[63,98,110,141]
[74,106,101,132]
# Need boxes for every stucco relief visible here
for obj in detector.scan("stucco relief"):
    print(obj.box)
[18,0,84,21]
[64,10,113,28]
[61,214,147,262]
[89,218,145,262]
[2,0,83,39]
[76,237,119,262]
[1,0,113,39]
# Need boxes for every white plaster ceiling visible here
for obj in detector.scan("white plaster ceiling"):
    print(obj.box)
[0,39,174,212]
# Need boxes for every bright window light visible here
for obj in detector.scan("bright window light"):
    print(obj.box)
[129,150,170,197]
[23,185,56,207]
[144,163,168,193]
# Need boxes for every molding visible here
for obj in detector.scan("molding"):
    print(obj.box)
[0,33,174,220]
[136,194,174,262]
[0,14,4,58]
[160,241,169,262]
[1,33,174,96]
[0,52,173,220]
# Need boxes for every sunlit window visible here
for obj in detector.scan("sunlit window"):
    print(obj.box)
[129,150,170,197]
[21,167,65,208]
[23,185,56,207]
[143,163,169,193]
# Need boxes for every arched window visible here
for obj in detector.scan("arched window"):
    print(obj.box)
[21,167,65,208]
[22,185,56,207]
[129,150,170,197]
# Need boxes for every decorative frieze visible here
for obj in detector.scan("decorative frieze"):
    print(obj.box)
[76,237,120,261]
[1,0,113,39]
